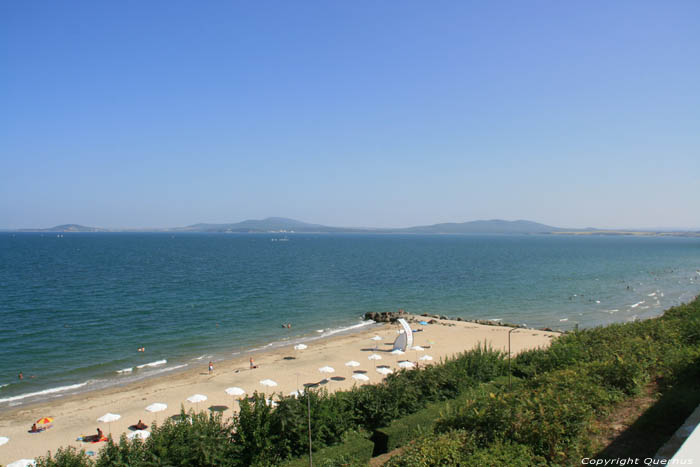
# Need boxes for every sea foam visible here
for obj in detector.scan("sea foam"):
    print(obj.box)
[136,359,167,369]
[0,380,93,404]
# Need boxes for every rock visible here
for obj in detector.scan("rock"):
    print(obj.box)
[428,319,438,324]
[363,309,409,323]
[440,316,448,320]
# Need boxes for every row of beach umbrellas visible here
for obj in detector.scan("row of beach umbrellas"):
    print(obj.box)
[0,337,435,466]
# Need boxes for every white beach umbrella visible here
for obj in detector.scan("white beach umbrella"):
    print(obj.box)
[186,394,207,411]
[398,361,415,369]
[345,360,360,375]
[145,403,167,413]
[319,366,335,374]
[260,379,278,387]
[294,343,308,350]
[7,460,36,467]
[370,335,382,341]
[145,402,167,423]
[97,412,121,434]
[411,346,425,351]
[376,367,393,375]
[127,430,151,440]
[225,387,246,397]
[419,355,433,361]
[288,390,304,398]
[352,373,370,382]
[390,349,405,356]
[186,394,207,404]
[265,398,278,407]
[97,412,121,423]
[368,353,382,361]
[0,436,9,446]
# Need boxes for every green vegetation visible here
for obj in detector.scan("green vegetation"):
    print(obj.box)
[34,297,700,466]
[386,297,700,466]
[280,431,374,467]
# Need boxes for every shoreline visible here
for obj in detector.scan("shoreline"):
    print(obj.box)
[0,315,558,464]
[0,318,380,413]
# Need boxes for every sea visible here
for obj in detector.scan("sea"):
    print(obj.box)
[1,232,699,410]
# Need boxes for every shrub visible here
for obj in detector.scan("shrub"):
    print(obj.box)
[36,446,93,467]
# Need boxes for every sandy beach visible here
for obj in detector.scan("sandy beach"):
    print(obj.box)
[0,317,558,464]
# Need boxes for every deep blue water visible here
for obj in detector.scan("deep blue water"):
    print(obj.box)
[1,233,699,408]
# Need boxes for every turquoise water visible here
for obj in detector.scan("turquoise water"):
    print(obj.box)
[1,233,699,408]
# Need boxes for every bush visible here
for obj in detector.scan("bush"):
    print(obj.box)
[36,446,93,467]
[281,430,374,467]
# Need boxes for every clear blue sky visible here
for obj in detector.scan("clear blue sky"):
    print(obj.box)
[1,1,699,230]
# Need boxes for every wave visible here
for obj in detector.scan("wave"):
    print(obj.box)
[318,320,375,338]
[147,364,187,376]
[116,368,133,374]
[630,301,645,308]
[0,380,94,404]
[136,359,167,369]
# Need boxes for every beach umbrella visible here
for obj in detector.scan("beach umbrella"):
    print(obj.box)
[288,389,304,398]
[419,355,433,361]
[319,366,335,383]
[260,379,278,387]
[145,403,167,413]
[97,413,121,423]
[265,398,278,407]
[376,367,393,375]
[36,417,54,430]
[370,335,382,341]
[97,413,121,434]
[398,361,415,369]
[0,436,8,446]
[225,387,246,397]
[7,460,36,467]
[127,430,150,440]
[186,394,207,411]
[186,394,207,404]
[294,344,308,350]
[390,349,405,356]
[145,402,167,423]
[411,346,425,351]
[352,373,370,382]
[345,360,360,376]
[368,353,382,361]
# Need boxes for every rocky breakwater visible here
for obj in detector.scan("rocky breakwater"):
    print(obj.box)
[364,309,410,323]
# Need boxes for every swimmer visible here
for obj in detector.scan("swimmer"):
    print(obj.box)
[18,371,23,380]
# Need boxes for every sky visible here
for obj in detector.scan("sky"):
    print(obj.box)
[1,1,699,230]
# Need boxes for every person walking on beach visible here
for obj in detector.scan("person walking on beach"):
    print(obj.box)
[250,357,257,369]
[208,361,214,374]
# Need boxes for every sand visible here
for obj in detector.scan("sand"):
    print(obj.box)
[0,317,558,464]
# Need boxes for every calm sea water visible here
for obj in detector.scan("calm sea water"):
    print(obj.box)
[1,233,699,408]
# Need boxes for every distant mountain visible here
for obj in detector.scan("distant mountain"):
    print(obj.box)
[174,217,562,234]
[16,218,697,236]
[176,217,357,233]
[397,219,564,234]
[20,224,108,232]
